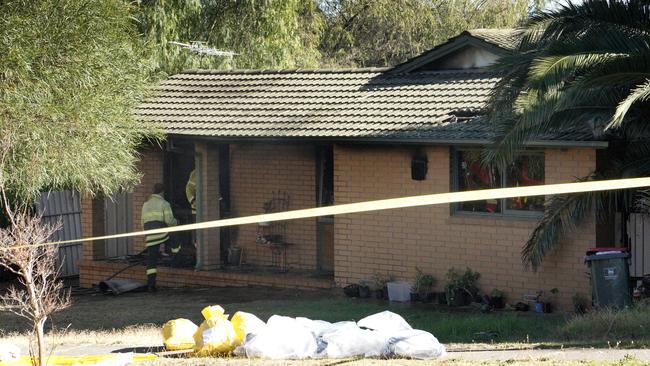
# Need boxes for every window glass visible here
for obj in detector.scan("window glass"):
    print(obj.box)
[457,150,501,213]
[505,154,545,211]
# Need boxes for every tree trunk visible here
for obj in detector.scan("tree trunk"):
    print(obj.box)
[35,318,46,366]
[22,269,46,366]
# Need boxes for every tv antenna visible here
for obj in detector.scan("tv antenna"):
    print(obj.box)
[168,41,238,57]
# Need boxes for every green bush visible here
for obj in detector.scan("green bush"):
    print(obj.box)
[412,266,435,295]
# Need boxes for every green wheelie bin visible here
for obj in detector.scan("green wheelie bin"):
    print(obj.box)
[585,251,631,309]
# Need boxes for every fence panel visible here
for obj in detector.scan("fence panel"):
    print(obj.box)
[36,191,82,277]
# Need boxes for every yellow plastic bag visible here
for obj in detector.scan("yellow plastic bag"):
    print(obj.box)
[231,311,266,346]
[193,305,237,355]
[201,305,228,321]
[162,318,198,350]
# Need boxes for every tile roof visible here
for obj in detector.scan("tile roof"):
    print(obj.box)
[139,68,599,143]
[465,29,520,50]
[139,68,503,141]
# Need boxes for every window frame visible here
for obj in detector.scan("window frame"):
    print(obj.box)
[451,147,545,218]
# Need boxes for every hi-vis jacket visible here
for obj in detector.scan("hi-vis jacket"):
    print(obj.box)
[185,169,196,215]
[141,194,177,247]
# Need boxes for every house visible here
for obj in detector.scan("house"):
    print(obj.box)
[78,29,609,310]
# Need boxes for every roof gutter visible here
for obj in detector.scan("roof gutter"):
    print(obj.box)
[167,134,609,149]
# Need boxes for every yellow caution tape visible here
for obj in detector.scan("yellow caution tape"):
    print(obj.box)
[7,177,650,250]
[5,354,157,366]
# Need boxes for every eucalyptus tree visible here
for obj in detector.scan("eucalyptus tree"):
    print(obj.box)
[319,0,531,67]
[0,0,162,361]
[0,0,160,203]
[135,0,323,76]
[484,0,650,269]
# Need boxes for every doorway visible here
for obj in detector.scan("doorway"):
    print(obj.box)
[164,139,195,262]
[316,145,334,274]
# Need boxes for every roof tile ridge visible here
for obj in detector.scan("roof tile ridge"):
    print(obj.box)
[177,67,392,75]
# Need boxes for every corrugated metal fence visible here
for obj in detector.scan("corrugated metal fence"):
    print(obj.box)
[36,191,82,277]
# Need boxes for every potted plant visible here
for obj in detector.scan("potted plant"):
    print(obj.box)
[489,288,506,309]
[411,267,435,303]
[358,279,371,299]
[445,267,480,307]
[372,272,392,300]
[436,291,447,305]
[535,288,558,313]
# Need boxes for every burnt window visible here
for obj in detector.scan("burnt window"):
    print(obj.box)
[453,149,544,216]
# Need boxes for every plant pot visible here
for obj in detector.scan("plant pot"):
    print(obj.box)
[448,289,471,307]
[437,292,447,305]
[375,289,384,299]
[423,292,436,303]
[410,292,420,302]
[359,285,371,299]
[490,296,505,309]
[382,286,389,300]
[543,302,552,313]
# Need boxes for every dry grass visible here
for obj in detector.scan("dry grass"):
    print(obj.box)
[139,355,646,366]
[559,301,650,344]
[3,324,160,351]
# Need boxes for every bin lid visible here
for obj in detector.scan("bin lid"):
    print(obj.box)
[585,252,630,261]
[586,247,628,256]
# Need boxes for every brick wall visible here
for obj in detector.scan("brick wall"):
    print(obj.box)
[80,195,103,260]
[229,143,317,270]
[195,142,221,269]
[333,145,596,310]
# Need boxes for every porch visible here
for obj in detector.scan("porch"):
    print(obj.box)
[78,139,335,288]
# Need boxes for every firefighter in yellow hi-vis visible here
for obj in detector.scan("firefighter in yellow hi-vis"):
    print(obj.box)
[185,169,196,215]
[141,183,177,292]
[185,169,197,248]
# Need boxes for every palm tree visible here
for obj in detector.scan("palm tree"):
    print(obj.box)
[485,0,650,269]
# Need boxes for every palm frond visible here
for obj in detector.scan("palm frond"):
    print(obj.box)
[528,52,624,92]
[608,79,650,128]
[524,188,598,270]
[528,0,650,35]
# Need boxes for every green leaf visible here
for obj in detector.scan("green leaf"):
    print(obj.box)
[609,79,650,128]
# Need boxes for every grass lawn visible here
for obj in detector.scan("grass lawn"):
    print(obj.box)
[0,286,566,346]
[2,286,650,365]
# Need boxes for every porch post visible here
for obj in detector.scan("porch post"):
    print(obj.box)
[80,194,106,260]
[194,142,221,270]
